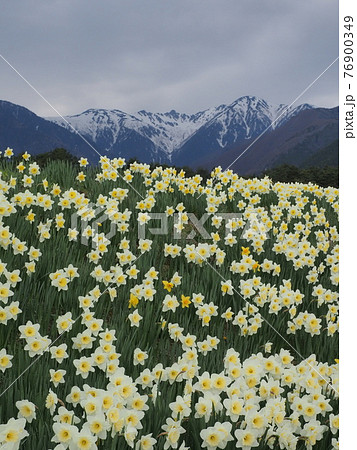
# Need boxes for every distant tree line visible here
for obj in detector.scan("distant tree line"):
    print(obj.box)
[261,164,338,188]
[11,147,79,168]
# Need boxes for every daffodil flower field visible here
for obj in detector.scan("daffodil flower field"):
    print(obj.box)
[0,149,338,449]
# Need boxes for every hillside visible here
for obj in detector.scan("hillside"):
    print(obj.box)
[196,107,338,175]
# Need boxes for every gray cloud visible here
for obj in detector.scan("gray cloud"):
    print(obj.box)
[0,0,338,116]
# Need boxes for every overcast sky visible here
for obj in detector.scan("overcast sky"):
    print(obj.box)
[0,0,338,117]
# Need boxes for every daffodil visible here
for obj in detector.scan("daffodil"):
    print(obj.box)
[73,356,95,379]
[181,295,191,308]
[50,344,68,363]
[0,417,29,447]
[0,348,13,372]
[133,348,148,366]
[128,310,143,327]
[163,295,179,313]
[50,369,66,387]
[162,280,174,292]
[221,280,233,296]
[4,147,14,158]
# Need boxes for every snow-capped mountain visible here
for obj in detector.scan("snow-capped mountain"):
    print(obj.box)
[46,96,313,163]
[1,96,337,172]
[47,105,227,160]
[172,97,314,167]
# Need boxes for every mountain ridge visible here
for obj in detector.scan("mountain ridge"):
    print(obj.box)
[45,96,315,161]
[0,97,338,172]
[195,106,339,174]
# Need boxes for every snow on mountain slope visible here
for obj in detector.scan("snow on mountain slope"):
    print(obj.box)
[132,110,211,155]
[200,97,314,147]
[46,97,313,159]
[271,103,314,129]
[48,109,142,152]
[49,109,206,157]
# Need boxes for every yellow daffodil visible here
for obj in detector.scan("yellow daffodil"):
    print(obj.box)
[181,295,191,308]
[128,294,139,309]
[162,281,174,292]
